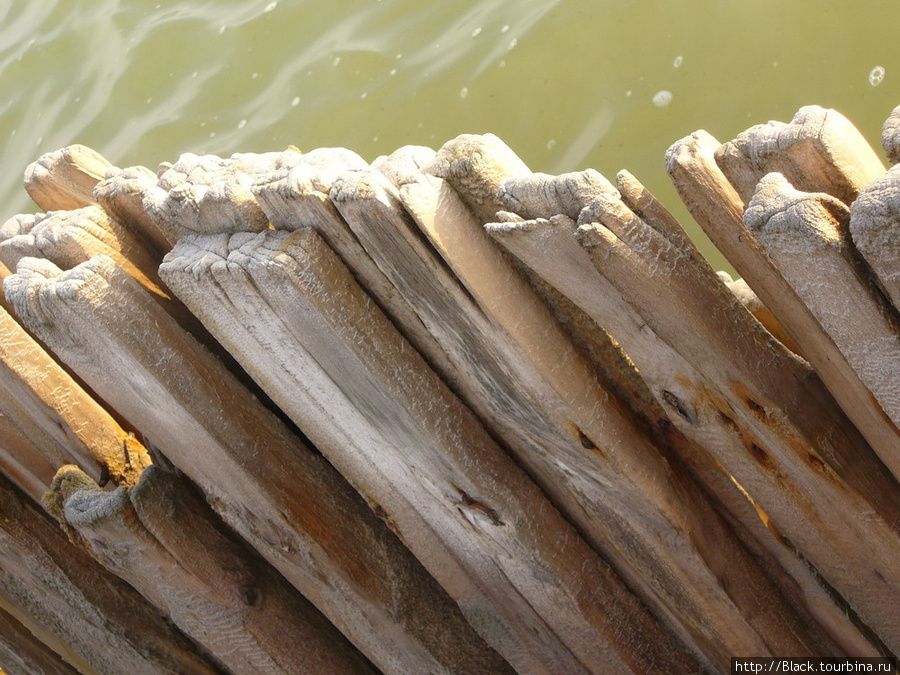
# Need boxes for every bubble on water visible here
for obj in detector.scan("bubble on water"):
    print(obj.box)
[389,68,397,76]
[264,2,277,12]
[238,119,247,129]
[499,60,506,68]
[501,24,510,33]
[673,55,683,68]
[625,89,632,97]
[360,92,367,99]
[471,27,482,38]
[653,90,673,107]
[869,66,885,87]
[191,71,198,79]
[10,128,15,137]
[547,139,557,150]
[772,61,778,68]
[291,96,300,107]
[460,87,469,98]
[146,97,153,104]
[218,25,226,34]
[508,38,518,50]
[209,132,216,138]
[333,56,341,66]
[251,72,259,79]
[396,53,403,59]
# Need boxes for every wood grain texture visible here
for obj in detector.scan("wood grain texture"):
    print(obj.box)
[49,464,377,675]
[0,471,223,674]
[666,130,900,490]
[4,254,510,675]
[714,105,885,206]
[160,227,701,674]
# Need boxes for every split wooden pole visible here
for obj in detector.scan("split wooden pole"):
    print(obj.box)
[4,254,511,675]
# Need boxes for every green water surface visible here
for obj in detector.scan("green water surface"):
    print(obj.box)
[2,0,899,270]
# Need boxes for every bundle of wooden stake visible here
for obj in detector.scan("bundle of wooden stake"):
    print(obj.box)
[1,103,899,674]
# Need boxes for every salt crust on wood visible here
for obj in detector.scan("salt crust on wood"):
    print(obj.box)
[0,601,79,675]
[160,228,700,675]
[49,464,376,675]
[23,145,112,212]
[881,104,900,165]
[667,131,900,491]
[746,173,900,454]
[3,254,508,675]
[0,471,221,674]
[849,163,900,313]
[323,148,834,667]
[714,105,885,206]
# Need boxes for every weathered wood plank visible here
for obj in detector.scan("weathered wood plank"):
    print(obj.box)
[93,165,176,255]
[48,464,377,675]
[160,228,702,674]
[487,199,894,657]
[572,201,900,652]
[0,412,58,503]
[666,130,900,486]
[0,471,223,674]
[23,145,112,212]
[337,158,837,665]
[4,254,511,675]
[849,164,900,314]
[714,105,885,206]
[746,173,900,449]
[251,150,459,385]
[0,301,149,488]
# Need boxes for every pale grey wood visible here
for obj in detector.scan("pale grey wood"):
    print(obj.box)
[0,471,222,675]
[94,165,177,255]
[142,150,306,236]
[371,166,835,666]
[714,105,886,206]
[160,228,702,674]
[746,173,900,469]
[849,164,900,314]
[4,254,510,675]
[0,301,149,489]
[666,130,900,490]
[23,145,112,212]
[50,464,377,675]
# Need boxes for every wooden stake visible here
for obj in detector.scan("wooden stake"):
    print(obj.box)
[4,254,511,675]
[0,471,222,674]
[849,164,900,313]
[714,105,886,206]
[160,228,702,674]
[666,130,900,489]
[49,464,377,675]
[23,145,112,212]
